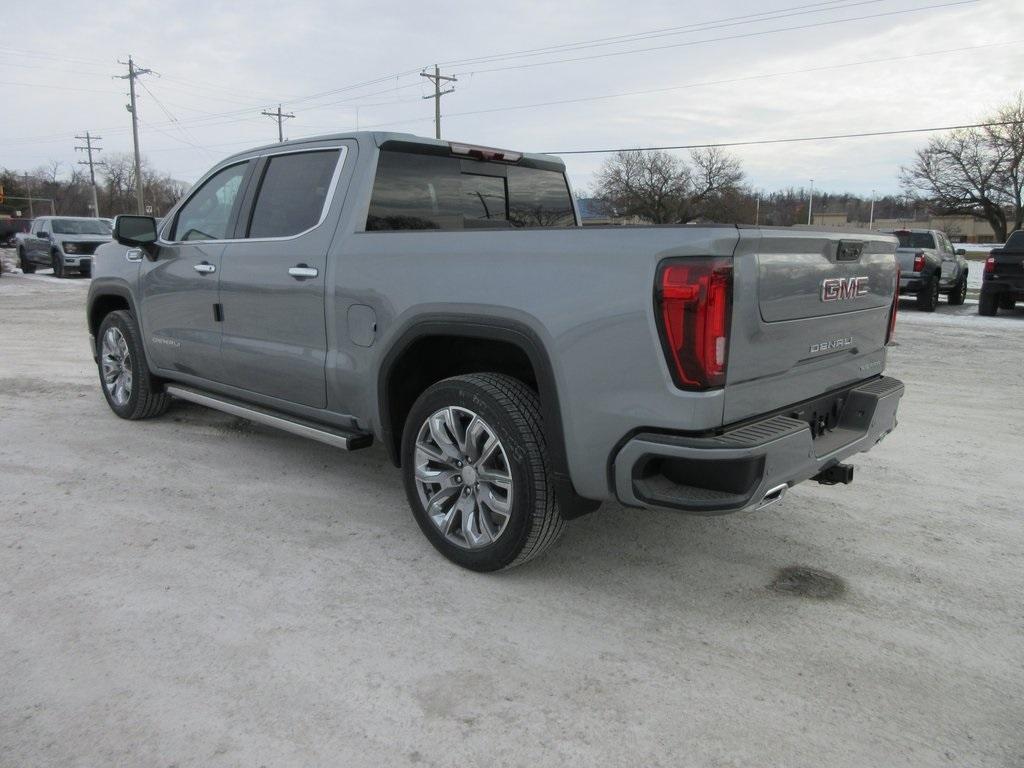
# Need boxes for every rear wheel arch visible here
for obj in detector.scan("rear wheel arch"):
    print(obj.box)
[378,315,600,519]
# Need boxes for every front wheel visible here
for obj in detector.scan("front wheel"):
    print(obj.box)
[96,310,170,420]
[947,273,968,306]
[916,274,939,312]
[401,373,565,571]
[19,248,35,274]
[51,251,64,279]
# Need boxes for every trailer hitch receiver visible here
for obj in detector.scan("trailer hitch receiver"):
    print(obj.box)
[813,463,855,486]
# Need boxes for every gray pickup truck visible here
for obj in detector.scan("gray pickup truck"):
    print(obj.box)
[883,228,969,311]
[18,216,112,277]
[87,132,904,571]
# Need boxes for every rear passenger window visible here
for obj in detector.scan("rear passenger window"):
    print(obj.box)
[366,149,575,231]
[247,150,341,239]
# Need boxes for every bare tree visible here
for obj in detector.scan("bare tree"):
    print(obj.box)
[901,93,1024,241]
[594,147,744,224]
[594,150,691,223]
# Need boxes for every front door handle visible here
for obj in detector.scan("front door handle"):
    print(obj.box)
[288,265,319,279]
[193,262,216,274]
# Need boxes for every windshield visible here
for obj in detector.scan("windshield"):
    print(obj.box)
[51,218,111,235]
[893,231,936,249]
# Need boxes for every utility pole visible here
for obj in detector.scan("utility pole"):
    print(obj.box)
[754,193,760,225]
[24,173,34,219]
[261,104,295,142]
[115,55,154,214]
[868,189,876,229]
[75,131,103,217]
[420,65,457,140]
[807,178,814,226]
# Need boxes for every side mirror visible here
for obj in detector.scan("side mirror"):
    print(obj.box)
[955,248,966,256]
[38,231,50,239]
[114,215,158,248]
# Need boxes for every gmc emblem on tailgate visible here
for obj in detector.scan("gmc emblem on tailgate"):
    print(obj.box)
[821,276,869,302]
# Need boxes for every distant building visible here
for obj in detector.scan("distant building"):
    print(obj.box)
[811,211,1002,243]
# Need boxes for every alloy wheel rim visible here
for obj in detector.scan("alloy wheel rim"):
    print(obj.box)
[413,406,514,550]
[101,327,133,406]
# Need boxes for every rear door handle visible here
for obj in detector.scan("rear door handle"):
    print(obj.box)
[193,262,216,274]
[288,265,319,279]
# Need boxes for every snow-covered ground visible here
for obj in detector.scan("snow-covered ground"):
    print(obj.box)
[2,272,1021,768]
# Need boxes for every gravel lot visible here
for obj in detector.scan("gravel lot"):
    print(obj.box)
[1,268,1022,767]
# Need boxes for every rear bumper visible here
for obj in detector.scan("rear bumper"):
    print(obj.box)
[612,376,904,514]
[899,275,925,292]
[981,279,1024,296]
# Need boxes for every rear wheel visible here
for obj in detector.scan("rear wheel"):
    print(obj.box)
[978,292,999,316]
[51,251,64,279]
[18,248,35,274]
[947,273,968,306]
[916,274,939,312]
[999,294,1016,310]
[401,373,565,571]
[96,310,170,420]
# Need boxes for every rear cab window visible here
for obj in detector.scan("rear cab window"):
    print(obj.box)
[366,144,576,232]
[893,231,936,249]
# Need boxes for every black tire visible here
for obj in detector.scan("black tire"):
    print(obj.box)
[96,310,171,420]
[401,373,565,571]
[978,292,999,316]
[51,250,64,278]
[947,273,968,306]
[915,273,940,312]
[18,248,35,274]
[999,294,1016,310]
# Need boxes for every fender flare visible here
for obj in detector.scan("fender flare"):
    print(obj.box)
[377,314,600,519]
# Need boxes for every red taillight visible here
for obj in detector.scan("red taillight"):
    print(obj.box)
[656,258,732,389]
[984,256,995,274]
[912,252,925,272]
[886,266,900,345]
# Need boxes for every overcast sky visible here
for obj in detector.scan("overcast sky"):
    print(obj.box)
[3,0,1022,197]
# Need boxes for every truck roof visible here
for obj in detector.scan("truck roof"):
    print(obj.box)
[220,131,565,170]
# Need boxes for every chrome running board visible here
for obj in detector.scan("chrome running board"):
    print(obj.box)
[165,385,372,451]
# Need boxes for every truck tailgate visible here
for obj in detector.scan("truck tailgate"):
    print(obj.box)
[724,228,898,424]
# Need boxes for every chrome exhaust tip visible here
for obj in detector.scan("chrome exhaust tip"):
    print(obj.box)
[757,483,788,510]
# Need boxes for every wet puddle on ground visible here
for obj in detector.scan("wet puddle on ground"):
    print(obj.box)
[769,565,846,599]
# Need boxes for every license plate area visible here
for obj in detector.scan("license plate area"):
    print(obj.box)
[788,388,850,439]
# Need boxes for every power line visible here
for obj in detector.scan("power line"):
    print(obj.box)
[455,0,978,75]
[439,0,884,68]
[542,120,1024,155]
[114,55,155,214]
[439,41,1012,121]
[74,131,103,217]
[261,104,296,142]
[420,66,457,140]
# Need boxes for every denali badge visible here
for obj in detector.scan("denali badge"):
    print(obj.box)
[810,336,853,354]
[821,275,869,302]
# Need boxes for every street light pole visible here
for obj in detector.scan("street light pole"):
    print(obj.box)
[24,173,34,219]
[807,179,814,226]
[869,189,875,229]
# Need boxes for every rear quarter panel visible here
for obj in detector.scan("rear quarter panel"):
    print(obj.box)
[332,225,739,500]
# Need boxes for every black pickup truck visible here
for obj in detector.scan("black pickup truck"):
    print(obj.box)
[980,231,1024,316]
